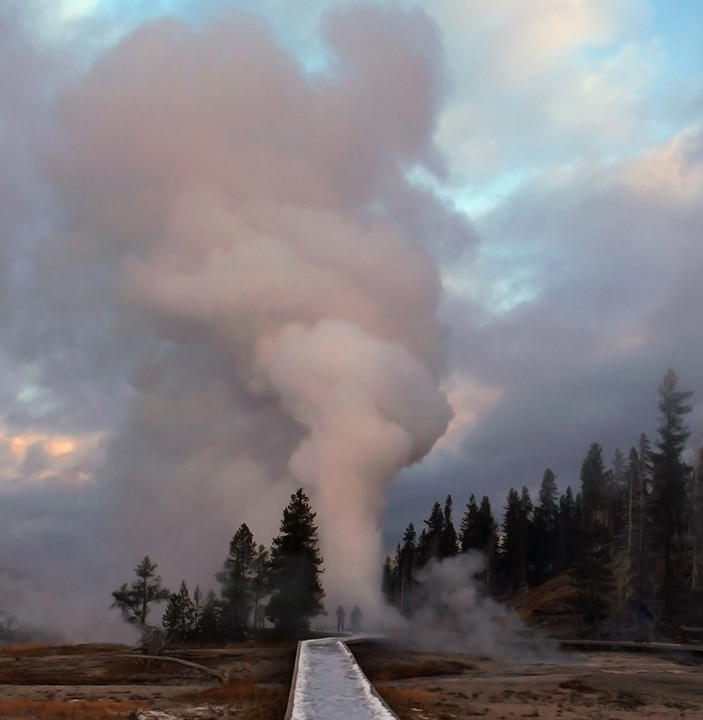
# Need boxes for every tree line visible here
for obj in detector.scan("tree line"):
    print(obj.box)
[383,369,702,626]
[111,488,325,641]
[112,369,699,640]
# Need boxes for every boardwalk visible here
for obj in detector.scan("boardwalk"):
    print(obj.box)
[287,638,398,720]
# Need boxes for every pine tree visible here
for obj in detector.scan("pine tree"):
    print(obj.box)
[459,495,481,552]
[621,437,652,607]
[649,369,693,616]
[217,523,258,639]
[162,580,200,642]
[477,497,497,550]
[580,443,609,525]
[266,489,325,635]
[397,523,417,615]
[196,589,223,642]
[110,556,170,627]
[612,449,630,539]
[500,487,532,593]
[382,556,395,605]
[690,446,703,591]
[440,495,458,557]
[557,486,578,572]
[417,502,444,567]
[477,496,498,591]
[459,495,496,587]
[574,444,614,622]
[251,544,270,625]
[532,468,559,584]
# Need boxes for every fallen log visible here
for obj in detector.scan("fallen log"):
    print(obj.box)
[122,654,228,683]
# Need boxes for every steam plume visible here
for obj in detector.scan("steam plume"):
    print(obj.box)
[408,554,560,661]
[10,3,472,632]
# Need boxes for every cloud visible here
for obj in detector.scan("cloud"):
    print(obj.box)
[393,123,703,531]
[428,0,655,180]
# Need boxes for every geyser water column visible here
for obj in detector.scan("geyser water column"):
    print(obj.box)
[261,320,452,615]
[127,195,453,616]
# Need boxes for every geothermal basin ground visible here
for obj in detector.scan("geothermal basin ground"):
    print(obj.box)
[1,639,703,719]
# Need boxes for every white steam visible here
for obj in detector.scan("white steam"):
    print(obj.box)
[126,192,452,613]
[0,3,469,636]
[407,554,560,661]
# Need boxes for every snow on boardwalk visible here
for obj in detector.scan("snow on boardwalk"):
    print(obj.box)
[287,638,398,720]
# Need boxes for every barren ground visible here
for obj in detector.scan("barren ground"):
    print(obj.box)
[1,641,702,719]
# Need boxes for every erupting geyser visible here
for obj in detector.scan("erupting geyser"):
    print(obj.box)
[39,3,470,627]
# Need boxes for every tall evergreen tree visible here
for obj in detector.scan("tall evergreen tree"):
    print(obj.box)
[251,543,270,623]
[477,497,497,553]
[574,444,614,622]
[690,445,703,591]
[459,495,481,552]
[557,486,578,572]
[162,580,200,642]
[477,496,498,591]
[622,436,652,607]
[382,555,395,606]
[396,523,417,615]
[266,489,325,635]
[649,369,693,615]
[196,589,223,642]
[532,468,559,584]
[440,495,458,557]
[417,502,444,567]
[580,443,609,525]
[459,495,497,587]
[110,556,170,627]
[217,523,257,639]
[609,448,629,542]
[500,487,532,593]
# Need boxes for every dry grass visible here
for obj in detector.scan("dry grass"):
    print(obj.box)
[0,699,138,719]
[351,648,473,683]
[0,673,92,685]
[0,644,50,656]
[101,656,200,682]
[369,660,465,682]
[375,684,439,715]
[374,684,483,719]
[179,678,289,720]
[0,644,129,657]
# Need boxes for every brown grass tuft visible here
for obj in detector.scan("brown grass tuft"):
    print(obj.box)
[375,684,438,714]
[179,678,289,720]
[0,644,50,656]
[0,699,138,719]
[357,658,471,682]
[0,643,129,657]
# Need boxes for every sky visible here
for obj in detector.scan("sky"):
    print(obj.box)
[0,0,702,640]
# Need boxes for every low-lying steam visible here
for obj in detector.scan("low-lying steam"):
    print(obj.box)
[407,554,560,661]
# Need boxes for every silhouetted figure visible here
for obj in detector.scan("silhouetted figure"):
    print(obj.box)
[256,603,266,629]
[350,605,362,633]
[336,605,346,632]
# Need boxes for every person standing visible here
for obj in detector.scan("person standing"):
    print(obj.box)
[350,605,362,633]
[336,605,346,632]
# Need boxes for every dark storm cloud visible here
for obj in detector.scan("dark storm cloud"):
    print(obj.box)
[386,128,703,540]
